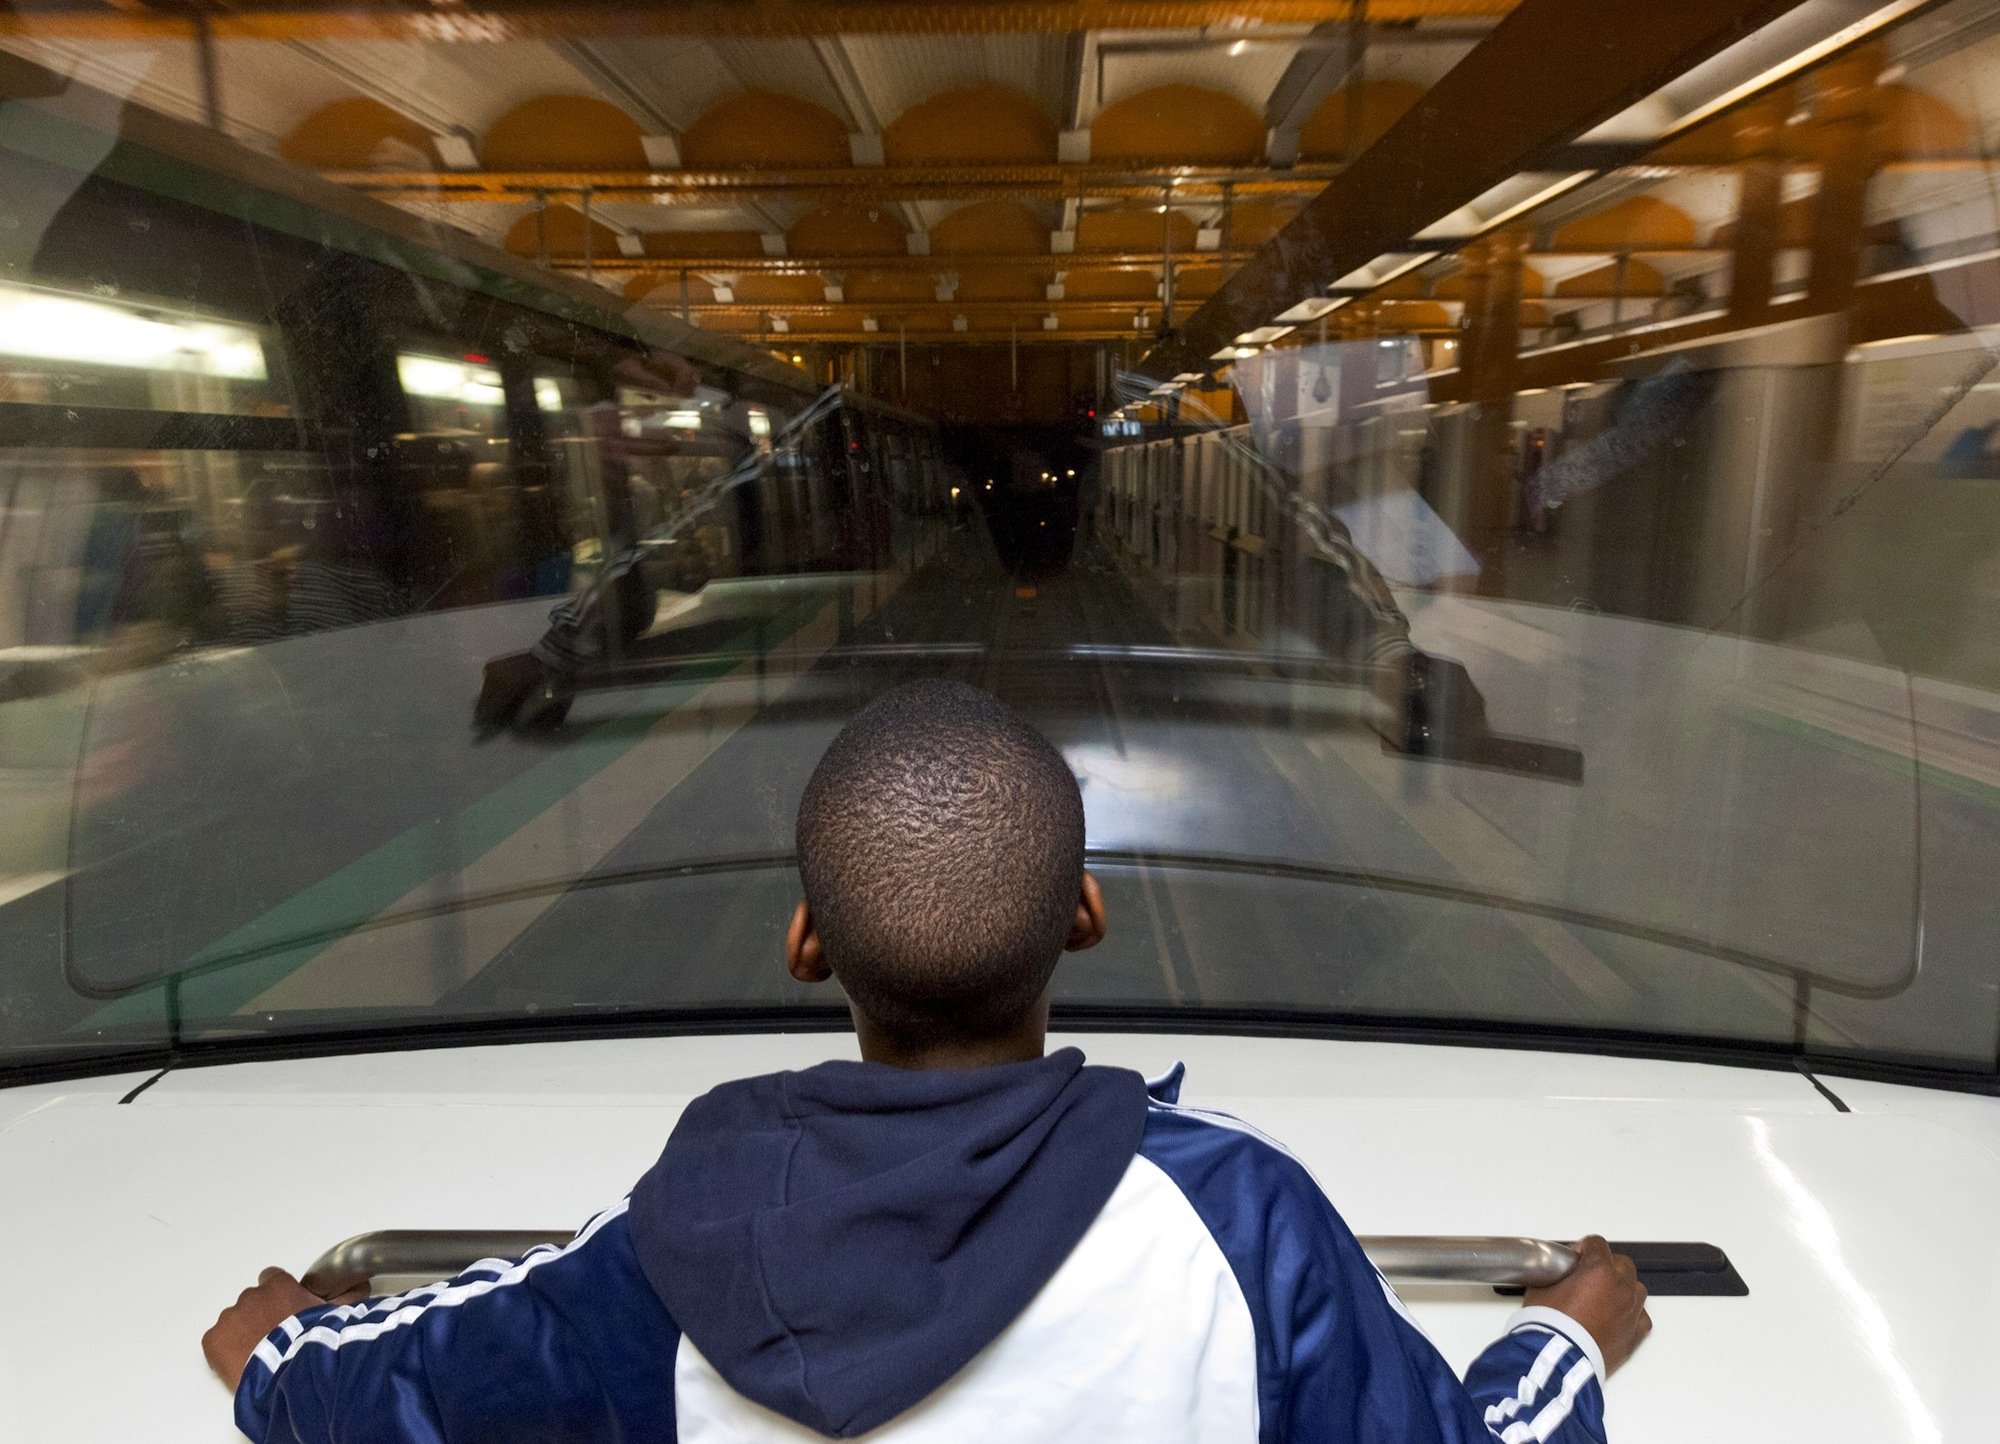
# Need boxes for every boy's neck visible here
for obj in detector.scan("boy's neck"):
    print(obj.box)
[852,1003,1049,1071]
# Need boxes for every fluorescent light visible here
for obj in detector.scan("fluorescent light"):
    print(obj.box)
[398,353,503,407]
[1274,295,1348,324]
[1415,173,1594,241]
[533,378,564,412]
[1172,372,1206,383]
[0,282,266,380]
[1233,325,1295,346]
[1581,0,1931,146]
[1329,252,1438,292]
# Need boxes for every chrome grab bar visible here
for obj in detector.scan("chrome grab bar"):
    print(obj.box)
[1357,1236,1577,1288]
[308,1230,1577,1292]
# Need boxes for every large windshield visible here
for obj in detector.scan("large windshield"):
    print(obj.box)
[5,0,2000,1087]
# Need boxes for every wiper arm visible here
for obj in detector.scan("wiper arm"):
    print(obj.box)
[76,848,1909,1008]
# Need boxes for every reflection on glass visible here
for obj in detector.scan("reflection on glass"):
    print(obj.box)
[3,0,2000,1096]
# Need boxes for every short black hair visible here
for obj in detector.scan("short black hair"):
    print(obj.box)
[796,679,1086,1043]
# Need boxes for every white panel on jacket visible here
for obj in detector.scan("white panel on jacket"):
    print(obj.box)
[674,1154,1260,1442]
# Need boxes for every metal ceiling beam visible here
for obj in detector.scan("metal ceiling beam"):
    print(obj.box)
[557,249,1255,275]
[0,3,1520,43]
[329,161,1342,204]
[668,300,1213,318]
[1140,0,1825,379]
[725,328,1151,342]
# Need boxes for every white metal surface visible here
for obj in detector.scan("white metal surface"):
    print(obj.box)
[1,1033,1994,1443]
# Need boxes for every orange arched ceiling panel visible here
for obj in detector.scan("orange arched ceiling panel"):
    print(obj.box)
[1431,263,1546,299]
[1091,85,1262,164]
[1063,270,1160,301]
[1554,259,1665,295]
[787,206,908,255]
[932,200,1047,255]
[627,273,723,305]
[1370,300,1453,328]
[1078,207,1198,253]
[484,95,645,170]
[956,267,1047,302]
[885,85,1056,165]
[1173,266,1226,300]
[503,203,623,259]
[733,274,827,305]
[844,270,936,304]
[1874,82,1972,156]
[683,92,849,168]
[1713,196,1814,249]
[640,231,769,259]
[280,97,439,169]
[1551,196,1697,250]
[1220,200,1298,248]
[1297,81,1425,160]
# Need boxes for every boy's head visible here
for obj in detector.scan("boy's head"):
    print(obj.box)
[791,679,1100,1052]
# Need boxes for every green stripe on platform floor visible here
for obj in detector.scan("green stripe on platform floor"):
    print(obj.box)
[78,596,824,1033]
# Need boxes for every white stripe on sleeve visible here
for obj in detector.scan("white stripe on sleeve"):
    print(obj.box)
[1483,1332,1572,1428]
[1499,1356,1597,1443]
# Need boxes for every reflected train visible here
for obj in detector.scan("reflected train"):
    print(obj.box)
[0,51,950,997]
[0,46,947,680]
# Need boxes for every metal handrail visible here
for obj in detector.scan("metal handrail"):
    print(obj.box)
[307,1229,1577,1291]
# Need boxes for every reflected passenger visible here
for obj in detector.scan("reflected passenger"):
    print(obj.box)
[203,682,1648,1443]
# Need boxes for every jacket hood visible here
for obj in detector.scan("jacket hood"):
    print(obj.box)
[628,1047,1148,1437]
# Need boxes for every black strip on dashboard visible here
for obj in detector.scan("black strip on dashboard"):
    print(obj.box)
[1794,1059,1852,1113]
[117,1066,170,1104]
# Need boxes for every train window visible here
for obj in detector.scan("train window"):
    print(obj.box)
[396,353,507,439]
[0,279,285,418]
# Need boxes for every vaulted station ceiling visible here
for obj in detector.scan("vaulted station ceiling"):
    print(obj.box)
[6,0,2000,393]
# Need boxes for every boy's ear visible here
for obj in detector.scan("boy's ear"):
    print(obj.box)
[787,900,831,983]
[1065,871,1107,953]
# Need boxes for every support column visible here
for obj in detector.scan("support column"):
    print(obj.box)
[1458,232,1527,587]
[1727,91,1790,320]
[1805,47,1886,310]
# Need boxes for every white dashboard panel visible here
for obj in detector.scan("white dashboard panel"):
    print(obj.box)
[2,1035,1993,1443]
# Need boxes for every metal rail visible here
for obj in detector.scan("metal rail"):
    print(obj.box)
[308,1229,1577,1291]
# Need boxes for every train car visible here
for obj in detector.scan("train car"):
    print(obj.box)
[0,48,951,1032]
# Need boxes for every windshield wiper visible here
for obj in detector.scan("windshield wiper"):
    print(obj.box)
[74,847,1911,1009]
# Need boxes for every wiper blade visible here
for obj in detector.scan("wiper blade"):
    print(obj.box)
[79,847,1909,1008]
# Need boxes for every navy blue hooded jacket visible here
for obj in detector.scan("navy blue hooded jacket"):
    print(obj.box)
[237,1050,1608,1442]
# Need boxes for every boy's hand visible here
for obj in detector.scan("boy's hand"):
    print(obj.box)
[202,1266,367,1393]
[1523,1236,1652,1376]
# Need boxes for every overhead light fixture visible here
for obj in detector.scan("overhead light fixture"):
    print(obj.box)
[1329,253,1438,292]
[1233,325,1295,346]
[1210,344,1261,361]
[1274,296,1348,324]
[1415,173,1594,242]
[1172,372,1205,383]
[1578,0,1932,147]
